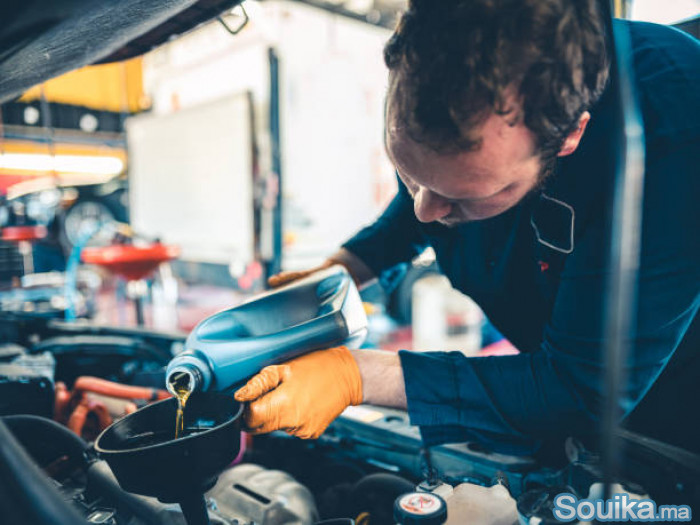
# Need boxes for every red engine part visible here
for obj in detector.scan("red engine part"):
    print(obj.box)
[73,376,171,402]
[1,225,48,242]
[81,243,180,281]
[55,377,171,440]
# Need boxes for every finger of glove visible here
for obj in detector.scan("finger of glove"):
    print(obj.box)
[243,392,288,434]
[234,366,283,401]
[288,426,325,440]
[267,270,309,288]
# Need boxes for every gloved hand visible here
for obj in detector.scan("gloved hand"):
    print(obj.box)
[234,346,363,439]
[267,260,335,288]
[267,248,374,288]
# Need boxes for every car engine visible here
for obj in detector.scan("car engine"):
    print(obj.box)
[1,312,699,525]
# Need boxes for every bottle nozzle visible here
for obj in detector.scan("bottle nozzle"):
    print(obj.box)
[166,365,203,397]
[165,353,212,394]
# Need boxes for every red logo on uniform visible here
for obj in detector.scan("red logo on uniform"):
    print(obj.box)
[538,261,549,272]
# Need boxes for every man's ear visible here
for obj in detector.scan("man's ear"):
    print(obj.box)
[558,111,591,157]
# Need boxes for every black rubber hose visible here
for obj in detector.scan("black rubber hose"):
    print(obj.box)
[33,335,169,364]
[1,414,89,468]
[0,419,88,525]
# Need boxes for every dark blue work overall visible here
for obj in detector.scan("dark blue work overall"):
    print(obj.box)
[343,21,700,454]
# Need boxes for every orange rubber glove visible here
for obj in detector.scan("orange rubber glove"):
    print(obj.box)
[267,260,336,288]
[267,248,374,289]
[234,346,363,439]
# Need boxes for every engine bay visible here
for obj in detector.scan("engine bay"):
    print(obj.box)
[2,311,699,525]
[2,1,699,523]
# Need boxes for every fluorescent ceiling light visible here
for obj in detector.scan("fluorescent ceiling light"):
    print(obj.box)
[631,0,699,24]
[0,153,124,176]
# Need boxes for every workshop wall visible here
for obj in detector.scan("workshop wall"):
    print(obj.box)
[137,1,397,271]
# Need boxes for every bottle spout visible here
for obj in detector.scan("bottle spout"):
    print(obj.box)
[166,363,205,396]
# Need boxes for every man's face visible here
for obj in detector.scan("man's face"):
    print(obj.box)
[385,96,544,226]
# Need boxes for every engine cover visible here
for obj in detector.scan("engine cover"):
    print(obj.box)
[84,461,319,525]
[209,464,319,525]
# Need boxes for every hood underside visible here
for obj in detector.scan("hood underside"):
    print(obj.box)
[0,0,243,104]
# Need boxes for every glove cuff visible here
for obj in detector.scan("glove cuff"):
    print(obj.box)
[333,346,364,407]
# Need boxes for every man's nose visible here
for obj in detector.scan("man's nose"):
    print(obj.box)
[413,187,452,223]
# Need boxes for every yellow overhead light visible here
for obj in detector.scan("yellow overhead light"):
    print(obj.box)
[0,153,125,176]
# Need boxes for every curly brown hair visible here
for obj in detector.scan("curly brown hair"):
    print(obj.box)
[385,0,610,161]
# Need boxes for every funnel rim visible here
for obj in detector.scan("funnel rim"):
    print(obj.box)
[94,396,243,455]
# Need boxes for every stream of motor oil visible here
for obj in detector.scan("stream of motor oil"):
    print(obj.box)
[170,373,193,439]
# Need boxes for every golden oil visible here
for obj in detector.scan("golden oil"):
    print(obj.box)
[169,372,193,439]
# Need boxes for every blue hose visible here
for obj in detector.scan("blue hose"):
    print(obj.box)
[63,223,111,321]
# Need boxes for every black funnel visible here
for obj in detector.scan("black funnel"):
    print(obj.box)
[95,392,242,525]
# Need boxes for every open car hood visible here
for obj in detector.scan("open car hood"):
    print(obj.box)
[0,0,243,104]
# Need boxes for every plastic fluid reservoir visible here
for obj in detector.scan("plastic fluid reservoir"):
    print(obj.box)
[165,265,368,395]
[394,492,447,525]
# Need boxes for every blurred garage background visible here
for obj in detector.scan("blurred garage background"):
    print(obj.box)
[1,0,697,343]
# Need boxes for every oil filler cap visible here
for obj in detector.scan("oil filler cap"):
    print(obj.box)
[393,492,447,525]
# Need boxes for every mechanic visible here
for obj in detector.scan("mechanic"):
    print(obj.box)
[235,0,700,454]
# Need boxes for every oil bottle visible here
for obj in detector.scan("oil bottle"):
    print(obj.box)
[165,266,367,397]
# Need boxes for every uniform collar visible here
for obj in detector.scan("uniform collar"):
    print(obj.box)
[529,87,616,257]
[530,192,576,254]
